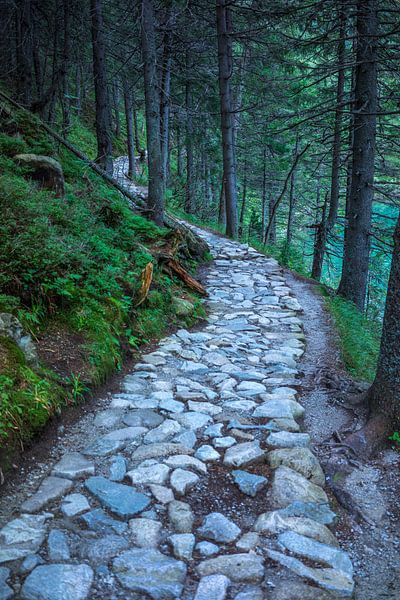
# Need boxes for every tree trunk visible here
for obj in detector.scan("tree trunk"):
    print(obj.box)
[176,117,184,178]
[112,80,121,138]
[338,0,377,310]
[218,179,226,226]
[141,0,164,225]
[238,158,247,238]
[61,0,71,138]
[267,195,276,244]
[368,213,400,424]
[286,134,299,245]
[311,2,346,279]
[216,0,238,238]
[160,15,172,194]
[185,50,194,214]
[123,79,135,179]
[311,192,328,281]
[16,0,33,105]
[261,146,267,242]
[345,214,400,456]
[90,0,113,174]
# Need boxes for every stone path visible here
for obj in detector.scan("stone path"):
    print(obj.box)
[0,224,355,599]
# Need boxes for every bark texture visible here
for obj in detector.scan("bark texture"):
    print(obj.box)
[90,0,113,175]
[141,0,164,225]
[216,0,238,238]
[338,0,377,310]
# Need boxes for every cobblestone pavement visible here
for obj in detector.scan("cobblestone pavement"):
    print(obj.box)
[0,220,354,599]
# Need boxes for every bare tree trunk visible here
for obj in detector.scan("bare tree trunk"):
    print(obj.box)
[112,80,121,138]
[160,12,172,194]
[90,0,113,174]
[218,179,226,226]
[311,191,328,280]
[267,195,276,244]
[346,214,400,456]
[338,0,377,310]
[176,117,184,178]
[184,50,194,214]
[75,65,82,115]
[216,0,238,238]
[123,79,135,179]
[311,2,346,279]
[238,158,247,238]
[141,0,164,225]
[16,0,33,105]
[261,146,267,242]
[286,134,299,245]
[61,0,71,138]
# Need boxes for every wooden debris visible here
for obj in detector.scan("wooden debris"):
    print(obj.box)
[162,257,207,296]
[135,262,154,306]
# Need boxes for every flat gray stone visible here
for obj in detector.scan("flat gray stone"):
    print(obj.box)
[144,419,181,444]
[94,408,123,428]
[168,501,194,533]
[194,574,230,600]
[83,437,126,457]
[196,541,219,557]
[231,469,268,497]
[85,476,150,518]
[236,532,260,551]
[51,453,95,480]
[129,518,162,548]
[170,468,199,496]
[127,460,170,485]
[109,455,127,481]
[266,549,354,597]
[197,553,264,583]
[80,509,127,534]
[269,581,337,599]
[0,567,12,600]
[267,431,310,448]
[214,436,236,448]
[132,443,192,462]
[188,401,222,416]
[21,477,74,513]
[103,426,147,441]
[204,423,224,438]
[47,530,70,561]
[164,455,207,475]
[198,512,240,543]
[0,514,49,563]
[233,586,263,600]
[278,531,353,577]
[195,445,220,462]
[254,512,337,545]
[252,398,304,419]
[173,429,197,449]
[174,412,212,430]
[113,549,187,599]
[168,533,195,560]
[20,555,44,575]
[223,441,265,468]
[270,466,328,508]
[61,493,90,517]
[268,448,325,486]
[149,484,174,504]
[21,564,93,600]
[236,381,266,394]
[80,534,128,564]
[277,501,337,525]
[123,409,163,428]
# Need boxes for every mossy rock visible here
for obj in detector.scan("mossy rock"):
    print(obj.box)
[14,153,65,197]
[172,297,195,317]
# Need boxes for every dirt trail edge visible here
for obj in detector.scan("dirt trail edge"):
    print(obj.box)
[0,213,360,600]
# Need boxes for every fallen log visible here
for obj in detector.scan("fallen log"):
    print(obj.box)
[160,257,207,296]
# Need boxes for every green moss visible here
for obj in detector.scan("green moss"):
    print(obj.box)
[321,290,380,382]
[0,106,205,450]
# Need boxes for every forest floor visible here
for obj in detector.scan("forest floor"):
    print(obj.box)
[0,166,399,599]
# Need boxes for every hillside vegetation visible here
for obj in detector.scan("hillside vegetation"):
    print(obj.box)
[0,106,206,462]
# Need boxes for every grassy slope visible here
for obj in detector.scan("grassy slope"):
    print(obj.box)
[0,108,205,460]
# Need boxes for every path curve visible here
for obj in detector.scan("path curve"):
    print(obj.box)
[0,181,354,599]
